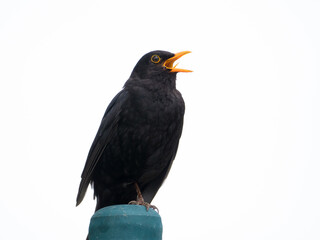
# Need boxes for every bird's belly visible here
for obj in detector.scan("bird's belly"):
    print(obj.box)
[95,123,175,184]
[94,93,183,189]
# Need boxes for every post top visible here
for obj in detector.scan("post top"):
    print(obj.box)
[93,204,160,218]
[89,204,163,240]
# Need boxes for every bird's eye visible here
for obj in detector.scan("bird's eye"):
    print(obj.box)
[151,55,161,63]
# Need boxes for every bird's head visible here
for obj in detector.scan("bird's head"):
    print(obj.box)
[130,50,192,81]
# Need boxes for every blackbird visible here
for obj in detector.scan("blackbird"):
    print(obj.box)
[76,50,191,213]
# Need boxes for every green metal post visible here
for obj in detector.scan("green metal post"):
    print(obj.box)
[89,205,162,240]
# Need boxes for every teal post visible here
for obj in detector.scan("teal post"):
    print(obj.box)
[89,205,162,240]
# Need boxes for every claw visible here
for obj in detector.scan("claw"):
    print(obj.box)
[128,182,159,212]
[128,200,159,212]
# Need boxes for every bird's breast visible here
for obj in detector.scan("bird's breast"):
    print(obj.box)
[124,87,184,126]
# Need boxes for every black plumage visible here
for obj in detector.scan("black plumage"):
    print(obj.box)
[76,50,191,212]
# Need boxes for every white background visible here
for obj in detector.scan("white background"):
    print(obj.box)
[1,1,319,239]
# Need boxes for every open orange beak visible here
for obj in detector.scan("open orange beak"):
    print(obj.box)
[163,51,192,72]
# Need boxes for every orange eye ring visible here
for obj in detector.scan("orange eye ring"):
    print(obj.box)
[151,55,161,63]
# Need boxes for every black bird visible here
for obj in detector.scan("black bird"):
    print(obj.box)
[76,50,191,213]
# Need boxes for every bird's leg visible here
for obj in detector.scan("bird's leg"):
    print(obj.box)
[128,183,159,212]
[134,182,144,204]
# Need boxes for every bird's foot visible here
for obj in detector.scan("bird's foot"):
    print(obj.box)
[128,200,159,212]
[128,182,159,212]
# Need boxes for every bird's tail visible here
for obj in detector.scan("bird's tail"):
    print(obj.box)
[76,178,90,206]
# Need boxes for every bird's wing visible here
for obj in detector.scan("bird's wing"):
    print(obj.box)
[76,90,128,206]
